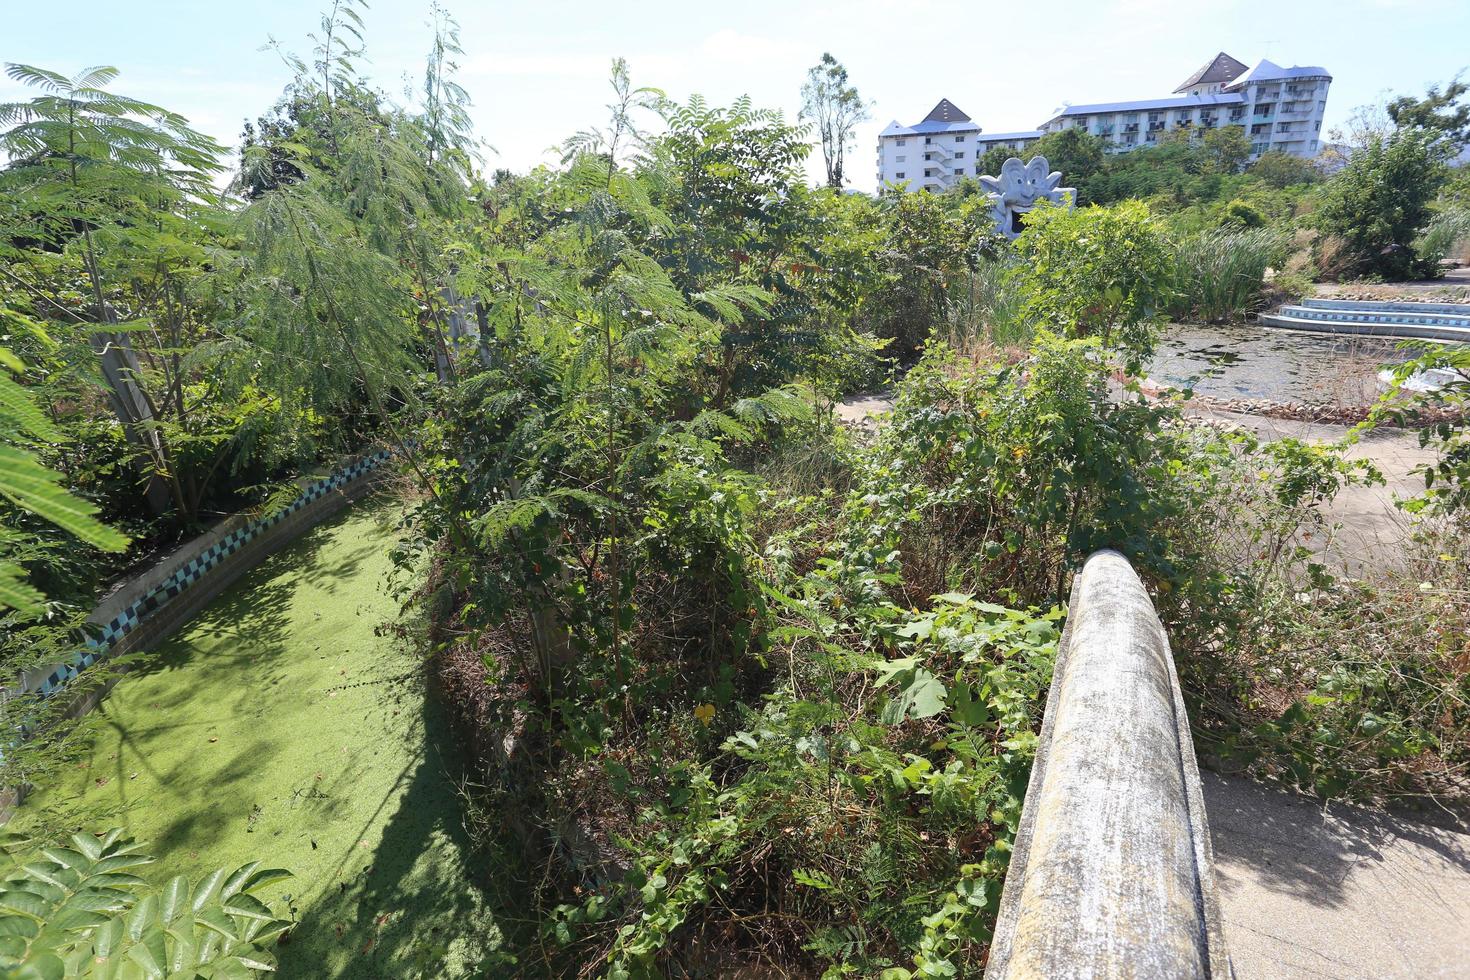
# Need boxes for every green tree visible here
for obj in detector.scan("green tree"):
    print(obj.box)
[1248,150,1321,189]
[974,143,1016,180]
[799,53,871,189]
[0,63,225,518]
[1386,73,1470,149]
[1011,199,1171,365]
[1201,125,1252,175]
[1314,128,1450,279]
[1027,128,1106,202]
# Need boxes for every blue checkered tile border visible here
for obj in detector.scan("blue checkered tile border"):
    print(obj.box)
[33,449,393,699]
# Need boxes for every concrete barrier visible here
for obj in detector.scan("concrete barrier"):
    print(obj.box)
[985,550,1230,979]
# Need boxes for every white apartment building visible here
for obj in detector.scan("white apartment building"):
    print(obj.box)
[877,53,1331,192]
[875,99,1041,194]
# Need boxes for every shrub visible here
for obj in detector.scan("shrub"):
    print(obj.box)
[864,334,1196,606]
[1313,128,1451,280]
[1010,200,1172,368]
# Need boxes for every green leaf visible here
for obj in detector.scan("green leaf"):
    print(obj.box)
[240,868,292,894]
[221,893,274,922]
[160,875,189,924]
[0,890,51,919]
[12,950,64,980]
[0,563,45,618]
[792,869,834,890]
[0,445,129,554]
[0,374,61,441]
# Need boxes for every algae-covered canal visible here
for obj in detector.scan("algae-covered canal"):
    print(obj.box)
[11,503,508,977]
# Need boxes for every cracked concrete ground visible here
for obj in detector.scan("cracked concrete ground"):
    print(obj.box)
[1204,772,1470,978]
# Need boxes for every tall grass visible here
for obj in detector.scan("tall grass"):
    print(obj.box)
[945,256,1030,352]
[1166,227,1288,323]
[1417,207,1470,270]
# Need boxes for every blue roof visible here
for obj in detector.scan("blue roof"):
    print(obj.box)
[880,118,982,137]
[1046,93,1243,122]
[974,130,1043,141]
[1225,59,1332,88]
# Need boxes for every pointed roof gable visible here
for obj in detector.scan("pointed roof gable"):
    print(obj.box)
[1174,52,1249,93]
[923,99,971,123]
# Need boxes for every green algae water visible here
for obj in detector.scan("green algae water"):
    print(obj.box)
[11,502,507,977]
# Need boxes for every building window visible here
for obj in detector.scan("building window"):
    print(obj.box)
[895,172,905,179]
[955,135,965,142]
[895,139,906,146]
[954,151,965,159]
[895,155,906,162]
[954,168,964,176]
[925,136,932,144]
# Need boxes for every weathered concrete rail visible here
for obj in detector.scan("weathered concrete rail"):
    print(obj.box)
[986,550,1231,979]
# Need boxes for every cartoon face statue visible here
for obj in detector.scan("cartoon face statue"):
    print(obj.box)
[978,154,1074,239]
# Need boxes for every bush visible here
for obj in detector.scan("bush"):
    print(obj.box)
[1010,200,1172,368]
[1313,128,1451,280]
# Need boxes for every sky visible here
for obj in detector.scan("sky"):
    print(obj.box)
[3,0,1467,191]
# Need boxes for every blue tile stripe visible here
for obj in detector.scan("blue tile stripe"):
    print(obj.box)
[31,449,393,700]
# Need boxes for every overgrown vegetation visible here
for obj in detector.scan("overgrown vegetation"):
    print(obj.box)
[3,3,1470,975]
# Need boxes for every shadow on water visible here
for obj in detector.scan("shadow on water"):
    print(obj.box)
[278,671,522,979]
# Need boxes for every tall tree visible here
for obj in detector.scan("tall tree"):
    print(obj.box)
[1387,73,1470,149]
[0,63,223,517]
[1314,128,1450,279]
[799,53,871,190]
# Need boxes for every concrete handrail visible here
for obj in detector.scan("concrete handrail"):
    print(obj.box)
[985,550,1230,979]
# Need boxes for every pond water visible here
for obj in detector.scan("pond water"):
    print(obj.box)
[1148,323,1418,403]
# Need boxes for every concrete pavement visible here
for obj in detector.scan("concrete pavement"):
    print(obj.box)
[1204,771,1470,978]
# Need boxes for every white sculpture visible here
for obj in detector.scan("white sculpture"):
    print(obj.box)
[979,155,1075,239]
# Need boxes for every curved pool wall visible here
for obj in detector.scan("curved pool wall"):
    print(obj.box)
[8,449,392,747]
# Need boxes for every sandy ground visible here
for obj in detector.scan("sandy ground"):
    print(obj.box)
[1187,407,1437,575]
